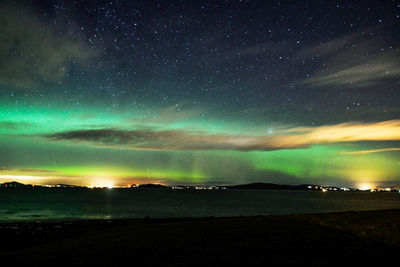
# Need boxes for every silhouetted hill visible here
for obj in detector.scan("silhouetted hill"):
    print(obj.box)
[0,181,32,188]
[136,183,168,189]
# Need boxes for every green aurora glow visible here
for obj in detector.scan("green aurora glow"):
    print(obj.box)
[1,101,399,188]
[1,1,399,189]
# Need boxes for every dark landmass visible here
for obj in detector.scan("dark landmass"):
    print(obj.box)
[135,183,168,189]
[0,181,352,191]
[0,181,33,188]
[0,209,399,266]
[2,181,398,192]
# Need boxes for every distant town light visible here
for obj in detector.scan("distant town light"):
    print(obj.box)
[358,183,373,191]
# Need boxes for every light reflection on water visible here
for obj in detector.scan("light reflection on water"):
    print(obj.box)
[1,189,399,222]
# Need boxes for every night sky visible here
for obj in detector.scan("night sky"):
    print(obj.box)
[1,0,399,188]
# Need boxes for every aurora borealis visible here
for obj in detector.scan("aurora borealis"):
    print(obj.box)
[0,1,399,188]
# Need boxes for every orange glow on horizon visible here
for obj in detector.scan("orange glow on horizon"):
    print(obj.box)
[358,183,375,191]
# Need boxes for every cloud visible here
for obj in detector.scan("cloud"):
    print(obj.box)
[298,28,400,88]
[305,55,400,88]
[219,26,399,92]
[46,128,264,151]
[281,120,400,143]
[340,148,400,155]
[0,3,97,90]
[44,120,400,151]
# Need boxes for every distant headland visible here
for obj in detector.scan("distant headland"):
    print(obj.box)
[1,181,399,192]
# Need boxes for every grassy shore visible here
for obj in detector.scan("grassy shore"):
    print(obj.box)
[1,209,399,266]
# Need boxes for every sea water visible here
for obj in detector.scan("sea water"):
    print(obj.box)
[1,189,400,222]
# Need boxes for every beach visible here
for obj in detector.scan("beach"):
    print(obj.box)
[1,209,399,266]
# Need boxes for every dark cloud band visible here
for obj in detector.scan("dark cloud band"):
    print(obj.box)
[45,120,400,151]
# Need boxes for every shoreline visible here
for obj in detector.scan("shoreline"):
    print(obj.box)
[1,209,399,265]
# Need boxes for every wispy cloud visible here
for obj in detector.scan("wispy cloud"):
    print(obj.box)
[0,3,98,90]
[298,28,400,88]
[44,120,400,151]
[222,26,400,91]
[305,54,400,88]
[281,120,400,143]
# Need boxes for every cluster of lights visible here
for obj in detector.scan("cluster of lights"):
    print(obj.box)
[171,186,227,190]
[306,185,383,192]
[195,186,227,190]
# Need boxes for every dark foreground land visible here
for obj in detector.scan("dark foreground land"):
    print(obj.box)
[1,209,400,266]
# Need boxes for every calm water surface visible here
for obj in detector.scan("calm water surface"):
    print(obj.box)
[1,189,400,221]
